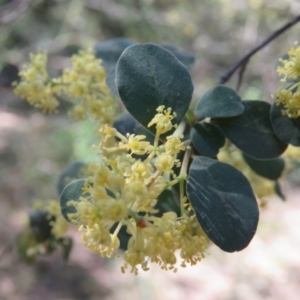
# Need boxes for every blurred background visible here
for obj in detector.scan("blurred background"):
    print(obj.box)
[1,0,300,299]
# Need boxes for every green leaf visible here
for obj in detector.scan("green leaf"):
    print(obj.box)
[214,100,288,159]
[191,122,225,157]
[270,103,300,146]
[29,210,53,242]
[57,161,86,195]
[186,156,259,252]
[60,179,87,222]
[116,43,194,136]
[104,43,195,96]
[242,153,285,180]
[195,85,245,120]
[0,63,19,87]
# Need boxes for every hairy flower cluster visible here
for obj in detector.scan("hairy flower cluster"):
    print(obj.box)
[68,106,209,273]
[13,51,59,112]
[14,49,117,126]
[273,43,300,118]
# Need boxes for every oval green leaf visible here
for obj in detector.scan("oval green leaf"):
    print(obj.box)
[29,210,53,242]
[60,179,87,222]
[195,85,245,120]
[213,100,288,159]
[186,156,259,252]
[191,122,225,157]
[242,153,285,180]
[116,43,194,136]
[270,103,300,146]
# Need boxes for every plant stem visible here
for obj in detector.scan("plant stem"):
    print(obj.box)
[219,14,300,85]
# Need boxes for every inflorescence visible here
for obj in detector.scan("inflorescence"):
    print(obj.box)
[273,42,300,118]
[14,49,117,126]
[67,106,209,274]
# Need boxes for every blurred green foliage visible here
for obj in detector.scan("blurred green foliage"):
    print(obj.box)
[1,0,300,298]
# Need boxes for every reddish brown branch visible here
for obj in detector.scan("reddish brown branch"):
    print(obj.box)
[219,14,300,85]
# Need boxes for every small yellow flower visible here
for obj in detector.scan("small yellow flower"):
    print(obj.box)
[274,43,300,118]
[165,135,185,155]
[148,106,177,134]
[277,44,300,81]
[273,89,293,105]
[126,134,150,155]
[273,88,300,118]
[69,105,87,121]
[155,154,176,173]
[100,124,118,137]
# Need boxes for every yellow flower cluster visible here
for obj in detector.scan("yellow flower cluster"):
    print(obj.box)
[68,106,209,273]
[61,49,116,124]
[218,143,275,205]
[13,51,60,112]
[273,43,300,118]
[14,49,117,126]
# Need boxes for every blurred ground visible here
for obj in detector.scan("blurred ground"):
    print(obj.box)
[1,0,300,299]
[1,79,300,300]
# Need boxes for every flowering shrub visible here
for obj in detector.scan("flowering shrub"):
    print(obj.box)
[13,38,300,273]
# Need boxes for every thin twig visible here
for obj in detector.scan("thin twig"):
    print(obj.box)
[219,14,300,85]
[236,58,249,92]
